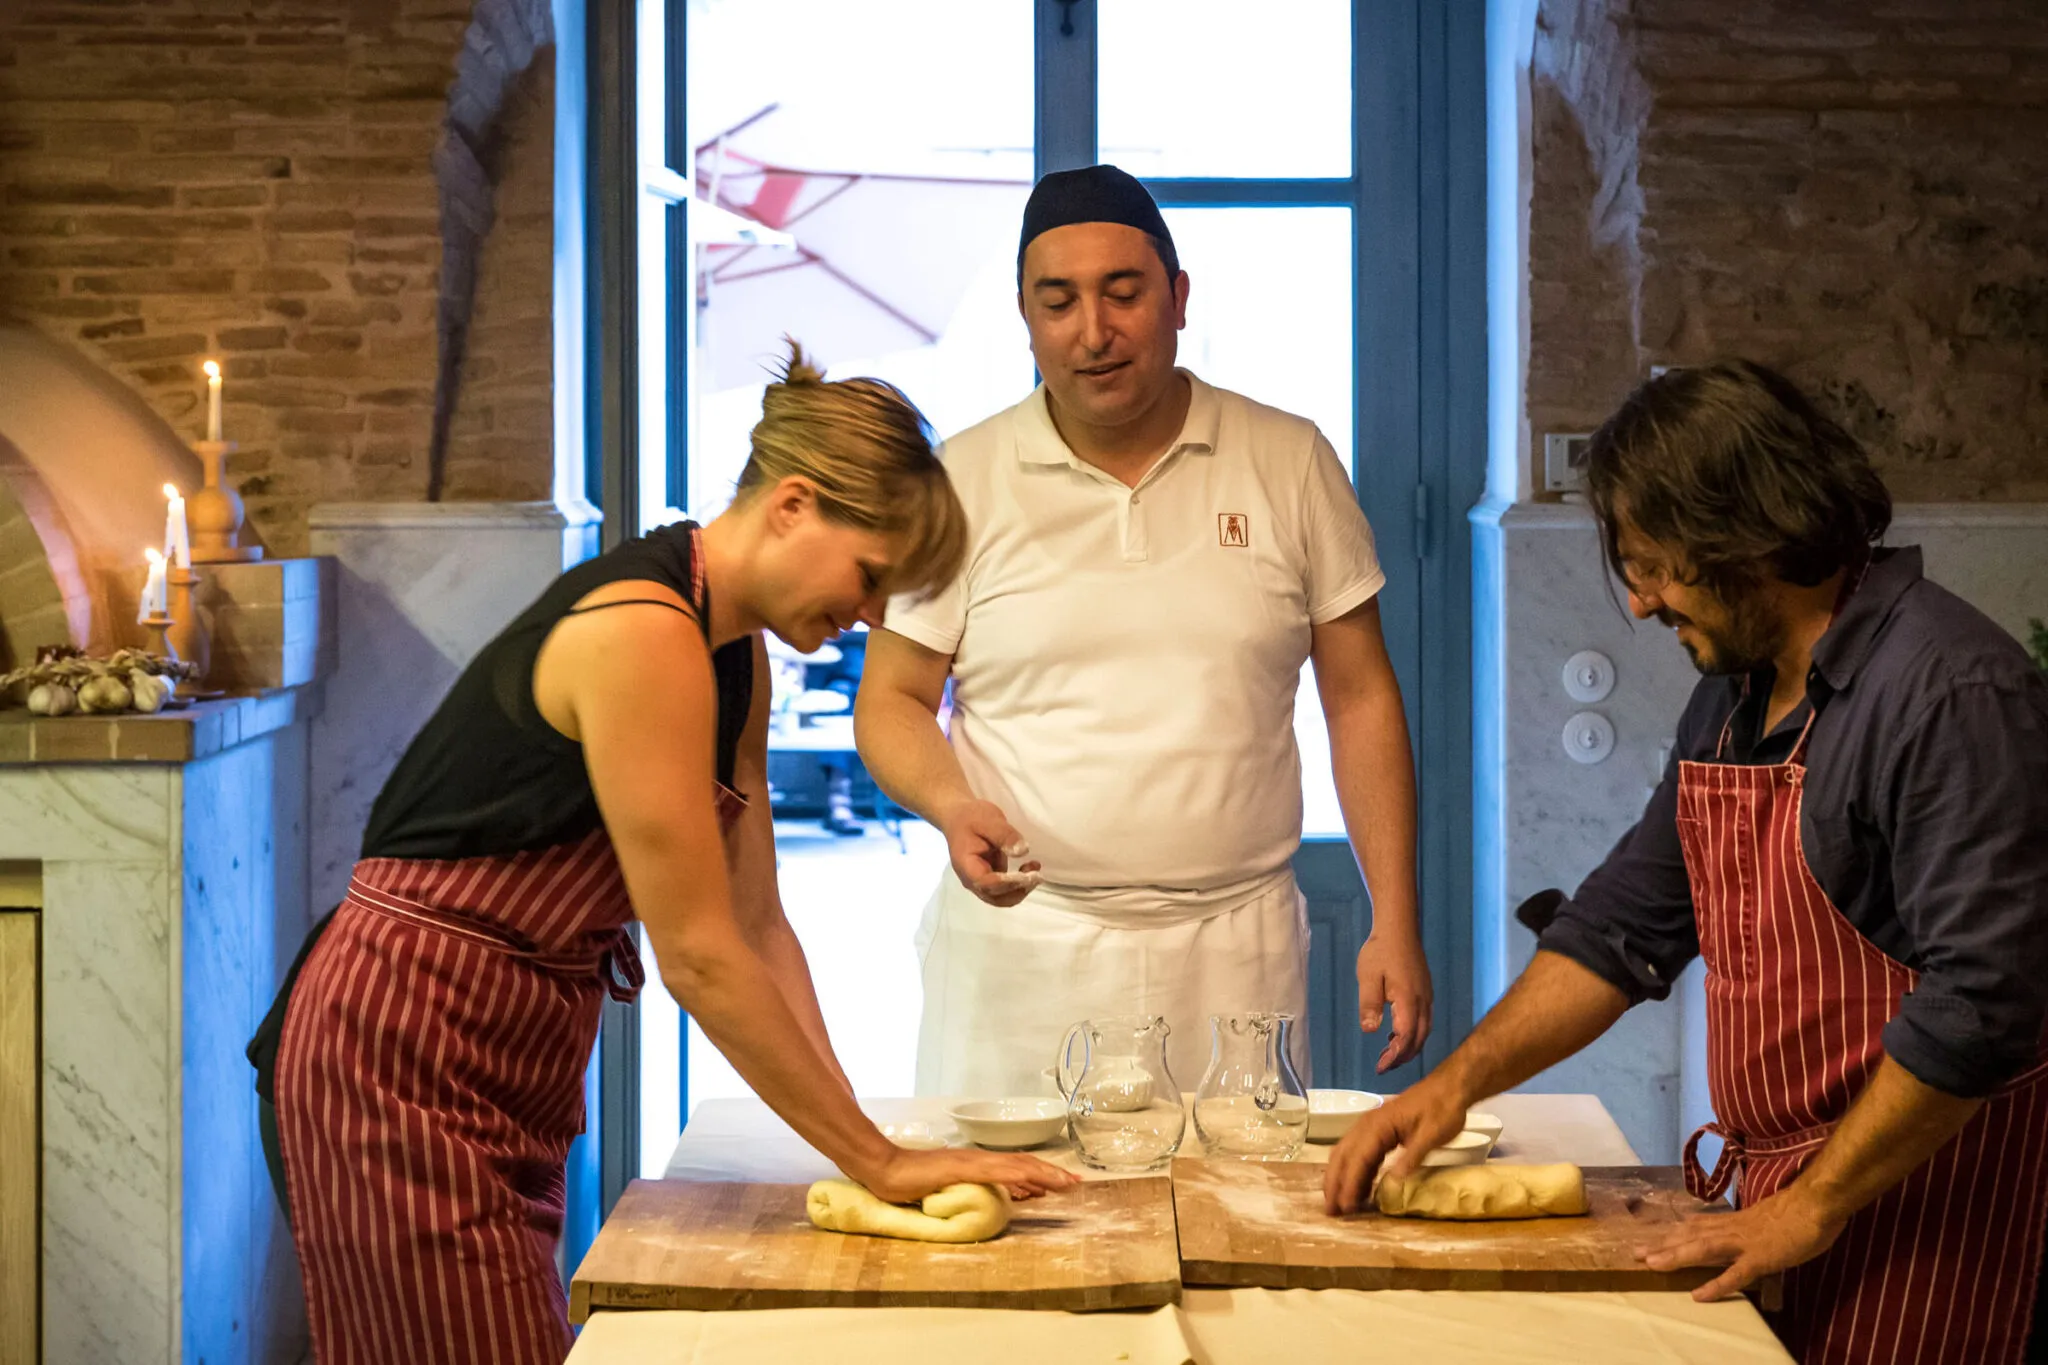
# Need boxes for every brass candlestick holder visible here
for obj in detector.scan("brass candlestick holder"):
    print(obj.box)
[140,615,187,708]
[190,439,262,563]
[141,616,177,666]
[165,565,209,682]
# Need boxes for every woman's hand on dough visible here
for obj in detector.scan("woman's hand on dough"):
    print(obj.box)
[854,1146,1079,1206]
[1637,1187,1846,1302]
[1322,1078,1468,1215]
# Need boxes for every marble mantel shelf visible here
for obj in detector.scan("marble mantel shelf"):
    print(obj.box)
[0,688,307,764]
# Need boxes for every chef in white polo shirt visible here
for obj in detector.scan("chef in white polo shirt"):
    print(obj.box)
[854,165,1430,1097]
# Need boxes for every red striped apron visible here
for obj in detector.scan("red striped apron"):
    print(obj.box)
[276,522,746,1364]
[1675,704,2048,1364]
[276,788,745,1365]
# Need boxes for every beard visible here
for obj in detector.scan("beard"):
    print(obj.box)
[1660,601,1781,677]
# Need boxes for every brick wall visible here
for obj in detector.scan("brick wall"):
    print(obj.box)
[1529,0,2048,501]
[1528,0,1646,478]
[0,1,554,559]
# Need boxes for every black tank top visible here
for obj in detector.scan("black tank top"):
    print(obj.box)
[359,520,754,860]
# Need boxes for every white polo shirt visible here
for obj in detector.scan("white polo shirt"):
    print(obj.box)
[885,371,1384,912]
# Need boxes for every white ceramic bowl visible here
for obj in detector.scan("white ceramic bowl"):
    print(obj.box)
[1306,1088,1385,1142]
[1463,1110,1505,1145]
[877,1120,946,1151]
[1419,1129,1495,1167]
[948,1098,1068,1150]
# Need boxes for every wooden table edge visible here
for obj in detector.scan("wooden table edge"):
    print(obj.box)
[1178,1257,1717,1292]
[1179,1257,1783,1311]
[570,1278,1184,1314]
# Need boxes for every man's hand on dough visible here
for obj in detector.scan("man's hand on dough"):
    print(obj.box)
[1322,1077,1468,1215]
[943,799,1043,906]
[857,1146,1079,1206]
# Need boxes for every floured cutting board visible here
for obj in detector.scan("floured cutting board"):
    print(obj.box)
[1172,1158,1732,1294]
[570,1176,1181,1318]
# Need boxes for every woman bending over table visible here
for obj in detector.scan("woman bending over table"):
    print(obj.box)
[250,344,1076,1365]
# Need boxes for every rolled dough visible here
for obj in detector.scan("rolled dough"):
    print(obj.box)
[805,1179,1011,1243]
[1376,1163,1588,1220]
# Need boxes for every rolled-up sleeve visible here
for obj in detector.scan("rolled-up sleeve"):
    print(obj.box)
[1535,692,1710,1004]
[1879,678,2048,1098]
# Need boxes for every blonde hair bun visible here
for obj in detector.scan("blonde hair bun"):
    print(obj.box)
[775,338,827,388]
[736,338,967,600]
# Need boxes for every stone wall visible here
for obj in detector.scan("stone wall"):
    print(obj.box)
[0,0,554,558]
[1529,0,2048,501]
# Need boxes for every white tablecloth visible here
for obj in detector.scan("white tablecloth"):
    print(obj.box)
[567,1094,1793,1364]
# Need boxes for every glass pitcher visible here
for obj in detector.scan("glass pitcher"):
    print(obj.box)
[1192,1012,1309,1161]
[1055,1015,1186,1172]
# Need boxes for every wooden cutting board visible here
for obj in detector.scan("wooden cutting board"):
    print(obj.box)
[569,1176,1181,1319]
[1172,1158,1735,1294]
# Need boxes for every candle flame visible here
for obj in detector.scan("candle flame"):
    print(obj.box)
[203,360,221,380]
[165,483,181,500]
[146,547,164,564]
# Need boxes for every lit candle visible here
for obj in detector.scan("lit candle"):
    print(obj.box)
[140,547,168,622]
[203,359,222,442]
[163,483,190,569]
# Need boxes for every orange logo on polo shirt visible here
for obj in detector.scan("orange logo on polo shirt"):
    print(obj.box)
[1219,514,1249,548]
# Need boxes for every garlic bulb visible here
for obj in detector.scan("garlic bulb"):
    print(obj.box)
[28,683,77,716]
[78,675,133,714]
[127,670,168,714]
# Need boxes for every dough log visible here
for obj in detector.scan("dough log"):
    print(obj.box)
[1376,1163,1588,1220]
[805,1179,1011,1243]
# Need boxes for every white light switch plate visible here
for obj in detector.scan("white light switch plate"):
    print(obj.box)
[1543,433,1593,493]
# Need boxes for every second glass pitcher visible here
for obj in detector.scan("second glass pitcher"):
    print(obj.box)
[1055,1015,1186,1172]
[1192,1012,1309,1160]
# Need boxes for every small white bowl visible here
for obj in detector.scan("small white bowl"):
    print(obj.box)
[1463,1110,1505,1144]
[877,1120,946,1151]
[1306,1089,1385,1142]
[948,1098,1067,1150]
[1419,1129,1495,1167]
[1076,1056,1156,1112]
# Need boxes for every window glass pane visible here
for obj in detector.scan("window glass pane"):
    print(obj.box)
[684,822,949,1106]
[685,0,1037,520]
[1099,0,1352,179]
[653,0,1035,1152]
[1164,206,1356,838]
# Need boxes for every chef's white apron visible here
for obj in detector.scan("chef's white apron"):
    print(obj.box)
[912,870,1311,1100]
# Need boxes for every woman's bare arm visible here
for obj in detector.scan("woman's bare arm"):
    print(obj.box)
[533,589,1073,1202]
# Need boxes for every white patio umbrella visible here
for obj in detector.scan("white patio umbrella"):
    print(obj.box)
[694,107,1030,390]
[689,193,795,251]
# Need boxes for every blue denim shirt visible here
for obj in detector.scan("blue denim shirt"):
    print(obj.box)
[1535,547,2048,1098]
